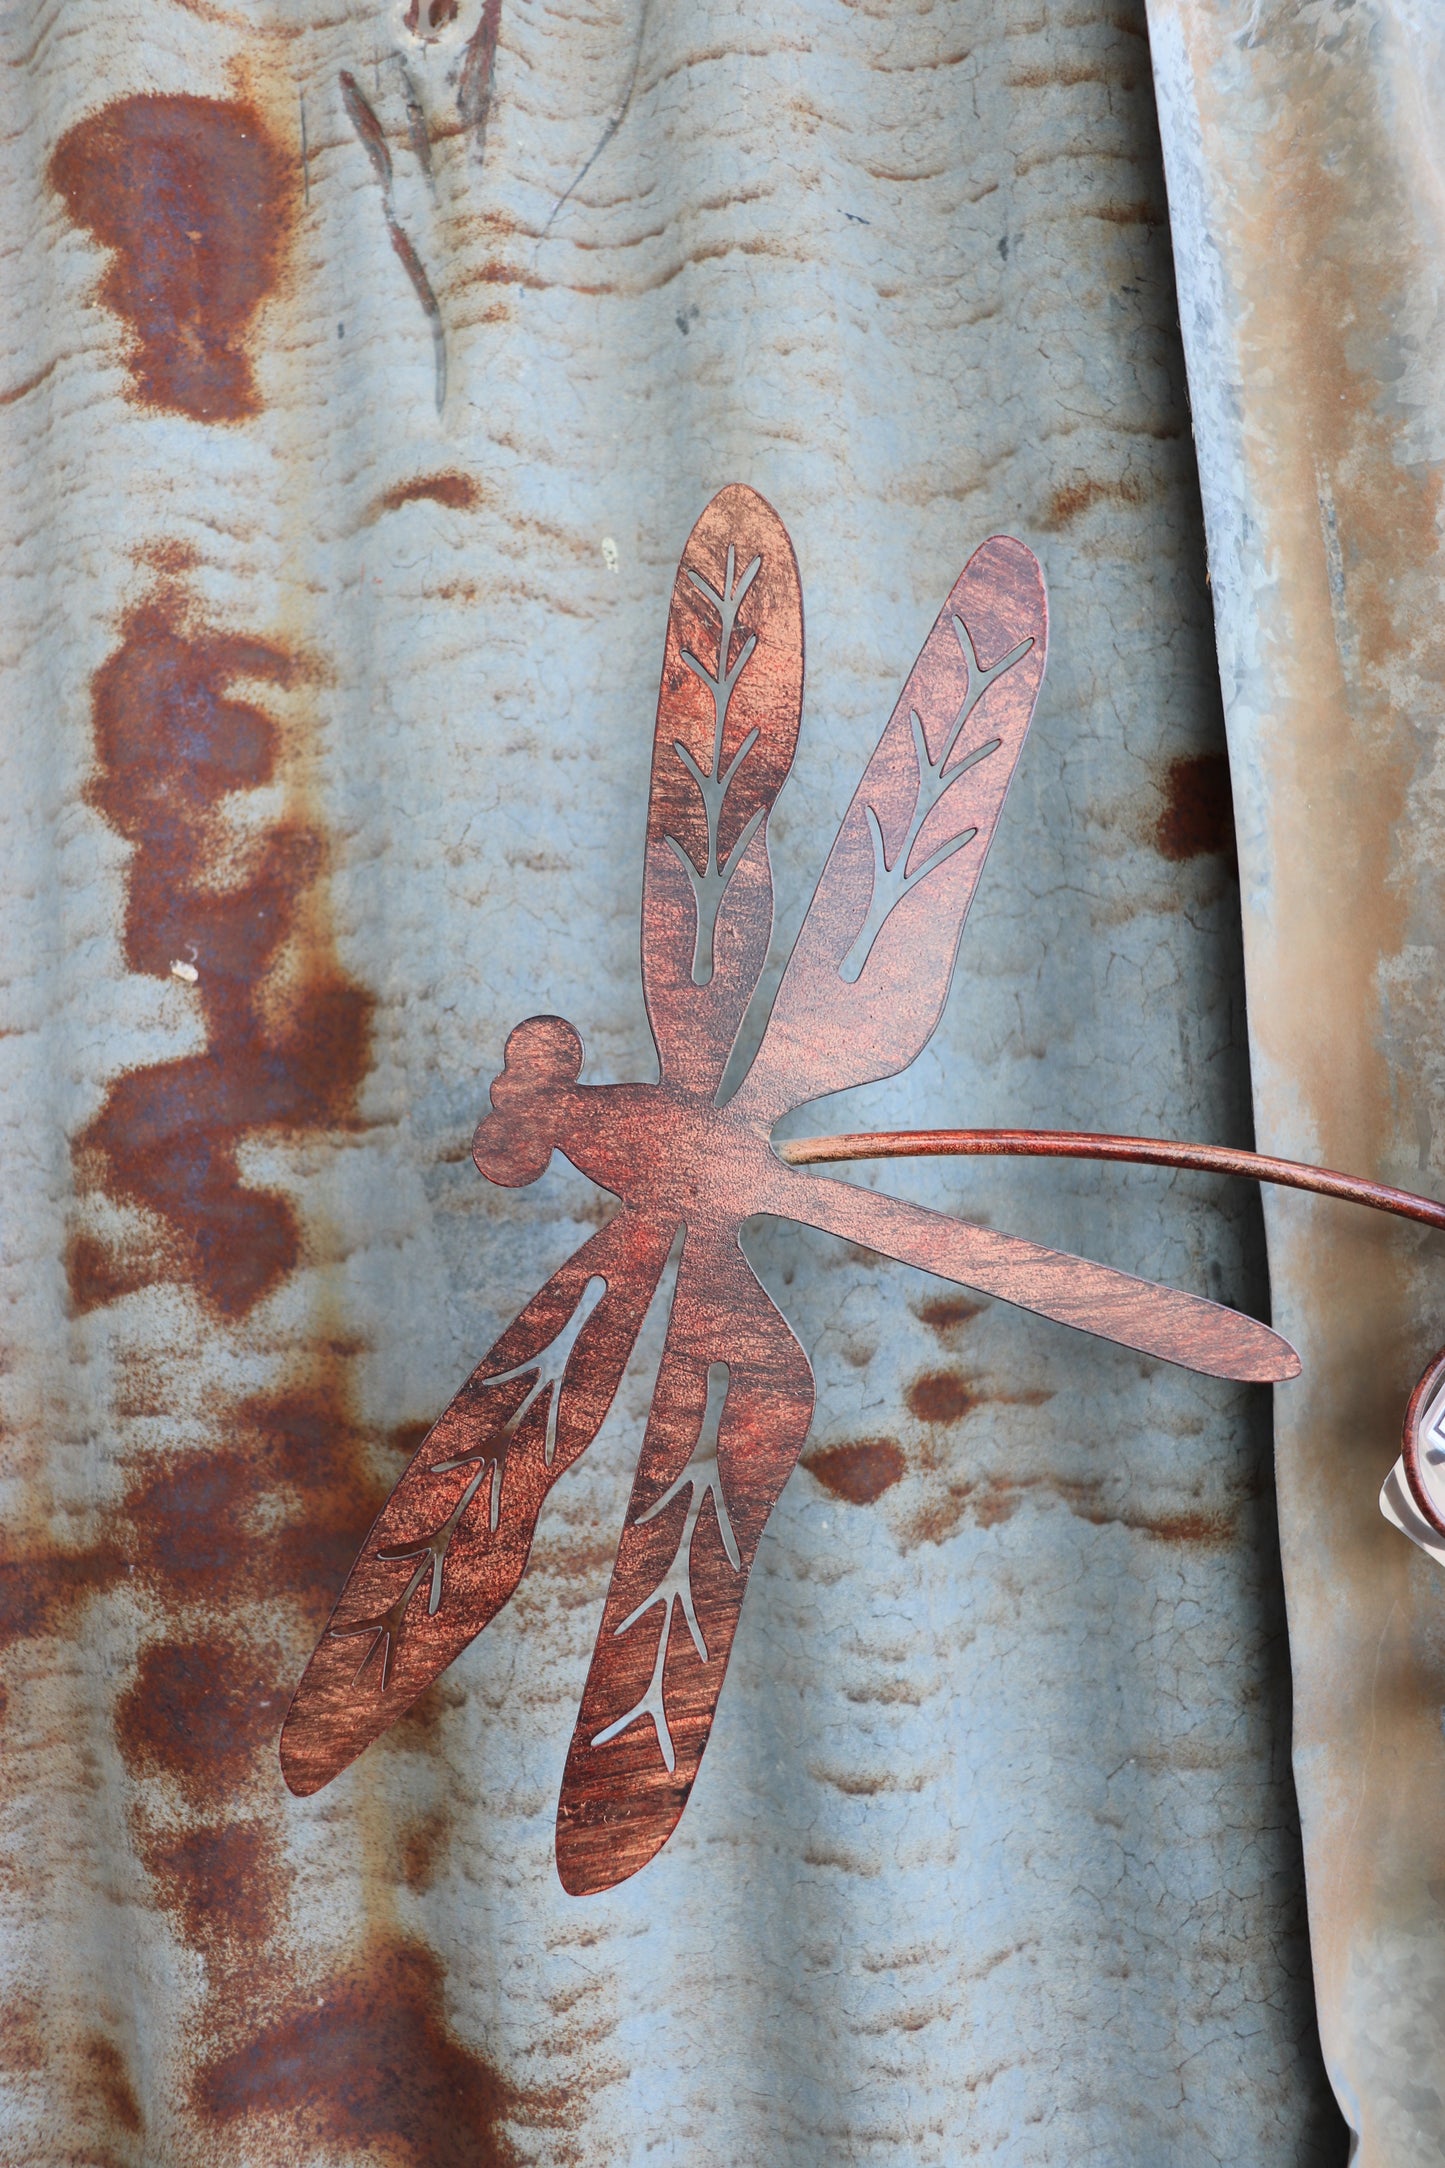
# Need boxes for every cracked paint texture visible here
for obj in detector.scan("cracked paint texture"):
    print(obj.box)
[0,0,1343,2160]
[1148,2,1445,2159]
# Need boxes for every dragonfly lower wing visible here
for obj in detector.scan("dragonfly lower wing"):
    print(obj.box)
[767,1167,1299,1383]
[555,1231,814,1895]
[279,1210,674,1797]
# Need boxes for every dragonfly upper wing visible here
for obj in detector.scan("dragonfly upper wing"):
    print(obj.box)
[641,485,804,1096]
[555,1230,814,1894]
[732,535,1047,1128]
[764,1164,1299,1383]
[279,1209,674,1797]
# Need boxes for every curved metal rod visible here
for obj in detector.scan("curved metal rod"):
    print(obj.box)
[776,1127,1445,1233]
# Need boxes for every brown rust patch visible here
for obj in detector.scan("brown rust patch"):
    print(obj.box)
[191,1387,387,1630]
[1043,474,1149,529]
[50,96,290,423]
[406,0,460,30]
[124,1447,261,1603]
[122,1386,390,1629]
[905,1469,1236,1549]
[143,1819,283,1948]
[803,1438,905,1505]
[1155,751,1237,864]
[246,1390,398,1631]
[916,1293,982,1334]
[0,356,58,408]
[1090,200,1162,227]
[0,1999,45,2075]
[385,1672,471,1755]
[115,1634,280,1803]
[82,2036,143,2139]
[399,1807,451,1893]
[377,471,483,515]
[906,1371,978,1425]
[70,592,373,1318]
[1006,61,1139,91]
[0,1537,126,1658]
[196,1935,522,2167]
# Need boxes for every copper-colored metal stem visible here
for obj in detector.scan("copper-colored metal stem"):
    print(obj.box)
[778,1128,1445,1233]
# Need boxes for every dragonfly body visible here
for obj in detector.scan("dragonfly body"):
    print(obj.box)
[473,1014,772,1231]
[281,486,1298,1895]
[478,1011,1295,1389]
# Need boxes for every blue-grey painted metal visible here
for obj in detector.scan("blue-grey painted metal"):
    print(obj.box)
[0,0,1339,2159]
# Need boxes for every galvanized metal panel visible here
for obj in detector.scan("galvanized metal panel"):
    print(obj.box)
[0,0,1338,2159]
[1149,1,1445,2160]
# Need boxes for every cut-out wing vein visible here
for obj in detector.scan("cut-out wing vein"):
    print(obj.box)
[641,486,804,1095]
[734,534,1047,1126]
[279,1209,675,1796]
[555,1231,814,1894]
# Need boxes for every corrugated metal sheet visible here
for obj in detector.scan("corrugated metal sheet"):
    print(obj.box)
[1149,3,1445,2159]
[1,0,1342,2158]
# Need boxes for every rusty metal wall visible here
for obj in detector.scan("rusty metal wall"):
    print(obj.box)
[0,0,1344,2160]
[1148,3,1445,2161]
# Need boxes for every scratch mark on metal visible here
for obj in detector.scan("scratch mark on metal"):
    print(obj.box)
[339,70,446,412]
[458,0,503,157]
[394,57,434,184]
[536,0,651,252]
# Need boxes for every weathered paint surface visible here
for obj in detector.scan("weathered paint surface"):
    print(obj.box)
[1148,2,1445,2158]
[1,0,1341,2160]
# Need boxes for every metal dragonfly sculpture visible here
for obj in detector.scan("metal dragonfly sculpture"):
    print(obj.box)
[282,484,1441,1897]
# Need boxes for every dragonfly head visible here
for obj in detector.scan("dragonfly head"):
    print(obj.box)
[472,1015,583,1187]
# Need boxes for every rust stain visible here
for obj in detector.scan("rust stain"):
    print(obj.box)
[1155,752,1237,864]
[134,536,201,577]
[377,470,483,515]
[143,1819,284,1949]
[69,591,373,1319]
[50,95,290,423]
[240,1390,402,1632]
[406,0,460,31]
[1006,61,1139,91]
[115,1633,280,1803]
[1043,474,1150,529]
[102,1350,476,2123]
[195,1935,523,2168]
[803,1437,905,1505]
[123,1445,267,1602]
[906,1371,978,1424]
[399,1807,451,1893]
[121,1386,394,1635]
[0,355,59,407]
[0,1999,45,2076]
[0,1536,126,1658]
[387,1672,469,1753]
[905,1470,1235,1549]
[916,1292,983,1334]
[82,2037,143,2139]
[1090,200,1161,226]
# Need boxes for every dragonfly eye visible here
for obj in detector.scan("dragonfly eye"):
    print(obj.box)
[496,1014,583,1096]
[471,1015,582,1187]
